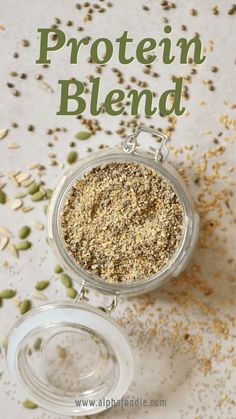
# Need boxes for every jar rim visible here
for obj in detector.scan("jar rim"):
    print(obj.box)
[48,147,197,295]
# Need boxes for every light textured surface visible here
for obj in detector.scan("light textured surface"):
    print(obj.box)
[0,1,236,418]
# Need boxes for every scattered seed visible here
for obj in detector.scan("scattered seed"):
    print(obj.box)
[8,142,20,149]
[0,190,6,204]
[12,89,20,97]
[2,335,8,351]
[38,81,54,93]
[11,199,23,210]
[0,237,9,251]
[31,290,48,301]
[43,204,48,215]
[0,289,16,299]
[33,337,42,351]
[60,273,72,288]
[22,206,34,213]
[35,280,49,291]
[15,240,31,251]
[31,190,46,201]
[46,188,53,199]
[27,181,40,195]
[57,345,66,359]
[22,399,38,409]
[19,299,31,315]
[75,131,91,140]
[67,151,78,164]
[0,128,9,140]
[31,220,44,230]
[54,264,63,274]
[21,39,30,47]
[18,226,31,239]
[66,287,77,299]
[7,243,18,258]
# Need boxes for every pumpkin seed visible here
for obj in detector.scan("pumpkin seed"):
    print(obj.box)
[43,204,48,215]
[35,280,49,290]
[18,226,31,239]
[31,190,45,201]
[66,287,77,299]
[19,299,31,315]
[27,182,39,195]
[46,188,53,199]
[1,335,8,350]
[22,399,38,409]
[67,151,78,164]
[54,264,63,274]
[75,131,91,140]
[33,337,42,351]
[0,289,16,298]
[0,190,6,204]
[15,240,31,251]
[60,273,72,288]
[0,128,9,140]
[57,345,66,359]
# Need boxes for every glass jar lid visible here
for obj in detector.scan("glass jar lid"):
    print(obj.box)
[6,301,133,416]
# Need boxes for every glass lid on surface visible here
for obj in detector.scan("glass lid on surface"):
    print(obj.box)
[6,301,133,416]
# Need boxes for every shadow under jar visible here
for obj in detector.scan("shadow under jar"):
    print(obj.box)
[6,127,199,417]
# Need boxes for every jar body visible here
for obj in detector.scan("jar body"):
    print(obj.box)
[48,146,199,296]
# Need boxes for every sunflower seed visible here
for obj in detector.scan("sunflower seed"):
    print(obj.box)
[0,226,13,237]
[0,129,9,140]
[11,199,23,210]
[7,243,18,257]
[31,220,44,230]
[0,237,9,250]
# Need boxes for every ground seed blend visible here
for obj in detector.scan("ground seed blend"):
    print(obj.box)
[60,162,184,283]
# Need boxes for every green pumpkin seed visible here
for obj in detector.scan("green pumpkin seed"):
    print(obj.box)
[15,240,31,251]
[0,190,6,204]
[46,188,53,199]
[27,181,40,195]
[31,190,46,201]
[35,280,49,291]
[54,264,63,274]
[22,399,38,409]
[0,289,16,299]
[18,225,31,239]
[60,273,72,288]
[33,337,42,351]
[67,151,78,164]
[19,299,31,315]
[66,287,77,299]
[75,131,91,140]
[1,335,8,351]
[43,204,48,215]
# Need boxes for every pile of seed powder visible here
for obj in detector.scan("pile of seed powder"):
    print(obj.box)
[60,162,183,283]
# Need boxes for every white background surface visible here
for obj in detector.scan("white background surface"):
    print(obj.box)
[0,1,236,418]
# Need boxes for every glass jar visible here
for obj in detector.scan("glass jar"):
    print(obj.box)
[6,127,199,416]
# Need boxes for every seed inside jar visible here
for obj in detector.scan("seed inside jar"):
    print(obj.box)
[60,162,184,283]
